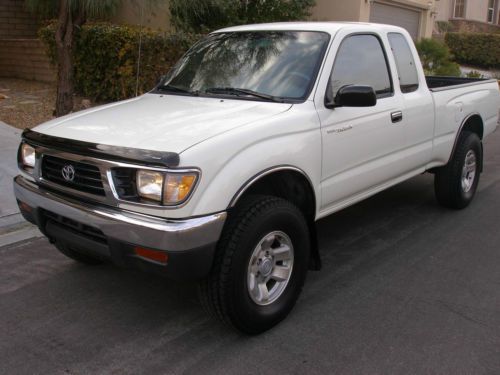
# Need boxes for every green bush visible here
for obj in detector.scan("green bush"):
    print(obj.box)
[465,70,484,78]
[435,21,454,34]
[445,32,500,69]
[169,0,315,33]
[39,22,197,102]
[415,38,461,76]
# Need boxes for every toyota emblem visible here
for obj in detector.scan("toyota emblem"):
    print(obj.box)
[61,164,76,182]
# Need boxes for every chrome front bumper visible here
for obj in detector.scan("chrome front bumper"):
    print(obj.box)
[14,176,227,279]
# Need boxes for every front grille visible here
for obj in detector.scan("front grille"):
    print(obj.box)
[42,209,107,244]
[41,155,105,196]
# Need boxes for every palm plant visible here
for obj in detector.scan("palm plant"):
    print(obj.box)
[25,0,120,116]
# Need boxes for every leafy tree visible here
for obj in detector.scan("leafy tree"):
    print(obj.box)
[241,0,315,24]
[25,0,121,116]
[169,0,316,34]
[416,38,461,77]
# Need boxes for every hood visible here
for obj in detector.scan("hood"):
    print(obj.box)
[34,94,292,153]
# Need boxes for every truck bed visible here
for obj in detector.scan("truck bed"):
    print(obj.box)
[426,76,493,92]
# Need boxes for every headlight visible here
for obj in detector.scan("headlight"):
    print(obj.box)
[137,170,164,202]
[136,170,198,205]
[20,143,36,170]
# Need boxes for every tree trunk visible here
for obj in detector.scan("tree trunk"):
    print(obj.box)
[55,41,74,117]
[54,0,85,117]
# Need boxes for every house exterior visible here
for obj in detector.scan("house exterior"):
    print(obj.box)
[311,0,436,40]
[435,0,500,32]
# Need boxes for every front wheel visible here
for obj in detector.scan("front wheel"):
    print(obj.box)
[198,196,310,334]
[434,131,482,209]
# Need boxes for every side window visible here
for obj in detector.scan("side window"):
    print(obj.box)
[329,34,393,99]
[388,33,419,93]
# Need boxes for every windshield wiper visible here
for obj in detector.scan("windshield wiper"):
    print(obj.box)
[157,84,199,96]
[205,87,284,103]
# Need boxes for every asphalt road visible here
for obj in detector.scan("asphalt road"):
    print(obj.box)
[2,130,500,375]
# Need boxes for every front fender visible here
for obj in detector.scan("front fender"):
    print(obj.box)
[179,104,322,217]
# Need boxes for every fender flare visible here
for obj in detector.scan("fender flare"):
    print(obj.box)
[227,165,316,209]
[447,112,484,170]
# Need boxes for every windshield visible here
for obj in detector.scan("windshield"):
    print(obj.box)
[158,31,330,101]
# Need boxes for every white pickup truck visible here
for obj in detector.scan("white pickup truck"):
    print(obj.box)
[14,22,500,333]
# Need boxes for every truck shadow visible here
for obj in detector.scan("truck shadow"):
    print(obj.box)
[3,172,463,373]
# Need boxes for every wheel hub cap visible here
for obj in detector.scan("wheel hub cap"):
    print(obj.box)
[247,231,294,306]
[258,258,273,277]
[461,150,477,193]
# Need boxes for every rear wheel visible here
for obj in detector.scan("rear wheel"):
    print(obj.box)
[198,195,310,334]
[434,131,481,209]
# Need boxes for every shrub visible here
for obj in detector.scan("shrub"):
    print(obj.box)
[465,70,484,78]
[169,0,316,33]
[435,21,454,34]
[445,32,500,69]
[415,38,461,76]
[39,22,197,102]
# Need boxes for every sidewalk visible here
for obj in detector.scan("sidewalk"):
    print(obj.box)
[0,121,41,246]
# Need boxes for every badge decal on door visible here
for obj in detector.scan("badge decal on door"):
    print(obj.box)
[327,125,353,134]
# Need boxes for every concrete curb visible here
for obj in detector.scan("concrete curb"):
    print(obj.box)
[0,222,43,248]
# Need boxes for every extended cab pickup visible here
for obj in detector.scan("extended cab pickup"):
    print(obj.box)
[14,22,500,333]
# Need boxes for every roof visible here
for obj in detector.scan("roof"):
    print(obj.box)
[215,21,408,36]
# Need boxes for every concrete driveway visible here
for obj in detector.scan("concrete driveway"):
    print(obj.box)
[1,130,500,374]
[0,121,21,218]
[0,121,41,245]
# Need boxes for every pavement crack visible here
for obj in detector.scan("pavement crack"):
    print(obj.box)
[437,300,490,329]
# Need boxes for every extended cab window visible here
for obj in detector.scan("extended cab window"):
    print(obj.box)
[388,33,419,93]
[329,34,392,99]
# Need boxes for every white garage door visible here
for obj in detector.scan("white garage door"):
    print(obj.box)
[370,2,421,40]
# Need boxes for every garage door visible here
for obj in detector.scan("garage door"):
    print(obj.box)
[370,2,420,40]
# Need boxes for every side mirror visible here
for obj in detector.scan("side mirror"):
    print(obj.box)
[325,85,377,109]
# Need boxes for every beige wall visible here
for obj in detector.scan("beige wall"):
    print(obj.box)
[311,0,364,21]
[112,0,171,31]
[435,0,453,21]
[312,0,435,39]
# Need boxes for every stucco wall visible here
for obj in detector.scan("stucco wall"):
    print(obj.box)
[112,0,171,31]
[312,0,435,38]
[435,0,453,21]
[311,0,363,21]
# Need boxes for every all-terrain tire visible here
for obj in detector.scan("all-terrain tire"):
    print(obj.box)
[198,195,310,334]
[434,131,482,209]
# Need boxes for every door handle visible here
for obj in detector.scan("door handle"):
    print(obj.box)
[391,111,403,123]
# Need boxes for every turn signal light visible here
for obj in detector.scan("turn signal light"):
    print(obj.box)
[18,201,33,213]
[134,246,168,264]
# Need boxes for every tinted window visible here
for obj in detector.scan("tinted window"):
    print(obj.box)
[161,31,330,100]
[329,34,392,99]
[388,33,419,93]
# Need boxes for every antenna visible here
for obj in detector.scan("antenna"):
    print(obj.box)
[135,2,144,97]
